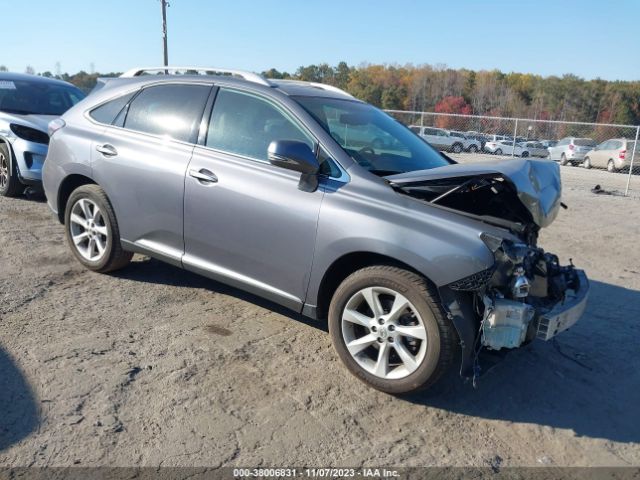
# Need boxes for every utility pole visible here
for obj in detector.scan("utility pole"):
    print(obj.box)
[160,0,169,67]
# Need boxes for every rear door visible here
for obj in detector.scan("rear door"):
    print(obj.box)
[91,82,212,262]
[182,87,325,310]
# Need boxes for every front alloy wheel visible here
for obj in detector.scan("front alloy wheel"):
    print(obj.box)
[329,266,457,394]
[0,144,21,197]
[341,287,428,380]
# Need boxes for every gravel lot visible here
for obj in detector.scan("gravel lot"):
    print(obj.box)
[1,158,639,468]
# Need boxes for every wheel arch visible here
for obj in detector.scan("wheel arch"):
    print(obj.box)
[56,174,97,223]
[314,251,433,321]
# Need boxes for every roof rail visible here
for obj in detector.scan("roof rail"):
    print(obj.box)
[119,66,272,87]
[275,79,353,98]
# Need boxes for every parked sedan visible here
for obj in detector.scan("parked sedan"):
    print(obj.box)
[547,137,596,166]
[448,130,481,152]
[484,140,530,156]
[519,141,549,158]
[0,72,85,196]
[409,126,465,153]
[584,138,637,172]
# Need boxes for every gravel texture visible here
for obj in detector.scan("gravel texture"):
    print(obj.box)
[0,160,639,467]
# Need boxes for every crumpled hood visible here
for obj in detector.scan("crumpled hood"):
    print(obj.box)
[0,112,58,134]
[386,158,562,228]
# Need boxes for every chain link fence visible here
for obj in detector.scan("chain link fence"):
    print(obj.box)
[385,110,640,197]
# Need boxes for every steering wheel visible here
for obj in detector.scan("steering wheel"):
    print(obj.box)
[359,146,375,156]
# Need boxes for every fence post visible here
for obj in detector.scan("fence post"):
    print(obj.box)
[511,118,518,157]
[624,125,640,196]
[420,112,424,128]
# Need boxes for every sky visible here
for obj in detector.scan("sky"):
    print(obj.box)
[1,0,639,80]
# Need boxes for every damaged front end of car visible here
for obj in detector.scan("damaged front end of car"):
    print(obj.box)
[388,159,589,383]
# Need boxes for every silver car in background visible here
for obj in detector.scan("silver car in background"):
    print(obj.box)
[583,138,637,172]
[547,137,596,166]
[0,72,85,196]
[43,66,589,394]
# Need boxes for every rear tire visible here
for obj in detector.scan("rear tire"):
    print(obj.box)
[468,144,478,153]
[494,148,503,155]
[452,143,463,154]
[607,159,617,173]
[64,185,132,273]
[0,143,23,197]
[328,266,457,395]
[583,157,591,169]
[560,153,568,166]
[521,151,529,157]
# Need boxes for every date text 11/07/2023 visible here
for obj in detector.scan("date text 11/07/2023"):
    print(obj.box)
[233,468,400,478]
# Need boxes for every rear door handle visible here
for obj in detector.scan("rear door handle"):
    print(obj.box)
[96,144,118,157]
[189,168,218,184]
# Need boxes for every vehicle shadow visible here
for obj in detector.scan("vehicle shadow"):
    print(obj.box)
[112,257,328,332]
[0,346,39,451]
[405,279,640,444]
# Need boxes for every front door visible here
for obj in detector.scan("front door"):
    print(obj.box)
[183,88,324,310]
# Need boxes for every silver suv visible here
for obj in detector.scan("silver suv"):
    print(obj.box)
[43,67,589,394]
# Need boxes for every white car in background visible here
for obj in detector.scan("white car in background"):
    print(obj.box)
[519,141,549,158]
[484,140,531,157]
[547,137,596,165]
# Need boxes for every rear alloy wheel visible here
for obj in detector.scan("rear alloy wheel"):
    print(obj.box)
[65,185,132,273]
[607,159,617,173]
[452,143,463,154]
[328,266,456,394]
[0,143,22,197]
[583,157,591,169]
[494,148,503,156]
[468,144,478,153]
[560,153,569,166]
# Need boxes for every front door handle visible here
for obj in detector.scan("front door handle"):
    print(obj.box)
[96,144,118,157]
[189,168,218,184]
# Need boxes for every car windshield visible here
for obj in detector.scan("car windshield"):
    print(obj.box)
[293,96,451,176]
[0,78,85,115]
[575,138,596,147]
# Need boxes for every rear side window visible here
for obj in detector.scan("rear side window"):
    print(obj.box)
[89,92,136,125]
[574,138,596,147]
[123,84,211,143]
[206,88,314,161]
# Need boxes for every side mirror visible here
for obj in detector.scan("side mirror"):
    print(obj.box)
[268,140,320,192]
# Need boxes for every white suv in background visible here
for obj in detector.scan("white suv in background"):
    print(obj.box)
[409,126,465,153]
[547,137,597,166]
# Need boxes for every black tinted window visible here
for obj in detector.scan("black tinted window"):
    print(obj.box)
[123,84,210,143]
[89,92,136,125]
[0,79,84,115]
[206,88,314,161]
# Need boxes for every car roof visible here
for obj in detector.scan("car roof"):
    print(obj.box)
[96,71,357,102]
[0,72,77,88]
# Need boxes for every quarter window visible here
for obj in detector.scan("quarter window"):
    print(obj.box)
[89,91,136,125]
[206,88,315,162]
[123,84,211,143]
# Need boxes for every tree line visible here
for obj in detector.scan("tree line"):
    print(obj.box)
[5,62,639,125]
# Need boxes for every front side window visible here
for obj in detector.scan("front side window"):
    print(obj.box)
[123,84,211,143]
[294,96,451,176]
[206,89,315,162]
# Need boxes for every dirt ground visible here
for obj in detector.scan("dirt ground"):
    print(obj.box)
[0,158,639,468]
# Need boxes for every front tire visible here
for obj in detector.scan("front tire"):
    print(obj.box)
[583,157,591,169]
[328,266,457,394]
[560,153,568,166]
[452,143,463,154]
[468,144,478,153]
[494,148,503,155]
[0,143,22,197]
[64,185,132,273]
[607,159,617,173]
